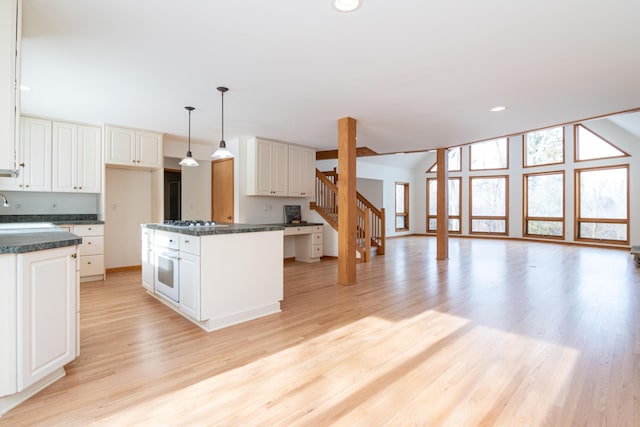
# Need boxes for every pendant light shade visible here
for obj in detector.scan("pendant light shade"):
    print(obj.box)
[211,86,234,160]
[179,106,199,167]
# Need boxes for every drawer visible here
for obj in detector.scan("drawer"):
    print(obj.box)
[73,224,103,236]
[180,235,200,255]
[311,244,323,258]
[312,232,323,245]
[79,236,103,256]
[79,255,104,277]
[283,226,313,236]
[313,225,322,233]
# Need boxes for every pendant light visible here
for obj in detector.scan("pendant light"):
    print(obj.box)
[211,86,234,160]
[179,106,199,167]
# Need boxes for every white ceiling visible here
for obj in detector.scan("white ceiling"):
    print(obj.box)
[20,0,640,155]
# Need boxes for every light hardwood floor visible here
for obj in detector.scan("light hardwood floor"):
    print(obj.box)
[1,237,639,426]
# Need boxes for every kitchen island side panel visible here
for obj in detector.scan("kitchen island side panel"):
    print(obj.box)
[200,230,284,330]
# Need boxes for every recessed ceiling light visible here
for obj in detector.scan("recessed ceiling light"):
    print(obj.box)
[20,85,31,91]
[490,106,507,112]
[334,0,362,12]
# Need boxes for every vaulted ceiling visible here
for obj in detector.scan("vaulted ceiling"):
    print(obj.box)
[20,0,640,155]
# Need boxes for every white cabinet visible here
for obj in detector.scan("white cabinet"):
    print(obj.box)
[179,251,201,320]
[178,234,201,320]
[141,228,154,291]
[11,117,52,191]
[288,145,315,197]
[0,0,20,174]
[246,137,289,196]
[246,137,315,197]
[52,122,102,193]
[283,225,323,263]
[17,246,77,391]
[105,125,163,169]
[71,224,105,281]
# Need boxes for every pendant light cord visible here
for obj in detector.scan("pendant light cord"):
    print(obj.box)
[221,89,225,143]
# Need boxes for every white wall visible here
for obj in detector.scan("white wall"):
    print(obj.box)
[357,178,383,207]
[105,168,152,268]
[0,191,99,215]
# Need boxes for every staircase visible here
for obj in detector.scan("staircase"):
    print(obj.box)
[310,168,385,262]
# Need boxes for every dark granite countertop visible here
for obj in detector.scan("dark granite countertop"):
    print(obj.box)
[142,222,285,236]
[0,226,82,254]
[264,222,324,227]
[0,214,103,225]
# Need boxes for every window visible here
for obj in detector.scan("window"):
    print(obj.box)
[395,182,409,231]
[575,124,628,161]
[524,172,564,238]
[470,138,508,170]
[576,166,628,243]
[524,127,564,167]
[428,146,462,172]
[470,176,508,234]
[426,177,461,233]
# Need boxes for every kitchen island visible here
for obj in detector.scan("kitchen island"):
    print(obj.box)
[141,223,284,332]
[0,223,80,416]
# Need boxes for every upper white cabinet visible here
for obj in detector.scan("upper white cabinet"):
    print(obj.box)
[105,125,162,170]
[246,137,315,197]
[0,0,20,174]
[288,145,315,197]
[12,117,52,192]
[52,122,102,193]
[246,137,288,196]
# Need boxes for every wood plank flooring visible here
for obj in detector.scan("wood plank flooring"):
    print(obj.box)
[1,237,639,426]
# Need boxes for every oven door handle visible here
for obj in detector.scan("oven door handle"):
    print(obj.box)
[160,250,179,259]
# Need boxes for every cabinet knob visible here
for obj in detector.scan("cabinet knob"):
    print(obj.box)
[71,253,77,258]
[88,241,92,245]
[79,187,82,189]
[19,163,24,167]
[185,240,190,244]
[25,185,29,188]
[88,261,91,264]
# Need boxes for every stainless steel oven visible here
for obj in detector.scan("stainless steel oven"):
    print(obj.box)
[154,232,179,302]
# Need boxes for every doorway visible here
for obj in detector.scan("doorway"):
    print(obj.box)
[211,158,234,223]
[164,169,181,220]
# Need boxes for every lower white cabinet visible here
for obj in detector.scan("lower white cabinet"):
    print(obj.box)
[0,245,79,415]
[141,228,154,291]
[17,246,77,390]
[72,224,105,281]
[179,251,200,320]
[283,225,323,263]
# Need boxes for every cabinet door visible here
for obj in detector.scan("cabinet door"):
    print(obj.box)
[21,117,52,192]
[17,246,77,391]
[255,138,273,195]
[271,141,288,196]
[288,145,304,196]
[302,147,316,197]
[0,0,19,172]
[77,125,102,193]
[179,251,200,320]
[136,131,162,169]
[105,126,136,166]
[52,121,77,192]
[141,229,154,291]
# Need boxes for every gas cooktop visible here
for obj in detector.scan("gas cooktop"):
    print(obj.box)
[163,219,217,228]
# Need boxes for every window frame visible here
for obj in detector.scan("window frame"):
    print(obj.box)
[574,164,629,245]
[574,124,630,163]
[469,138,509,171]
[469,175,509,235]
[427,146,462,173]
[522,126,565,168]
[522,170,565,240]
[426,177,462,234]
[395,182,410,232]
